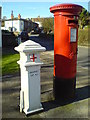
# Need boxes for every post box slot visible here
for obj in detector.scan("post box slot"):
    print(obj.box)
[68,20,78,25]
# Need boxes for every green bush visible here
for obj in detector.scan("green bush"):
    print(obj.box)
[42,18,54,33]
[78,28,88,46]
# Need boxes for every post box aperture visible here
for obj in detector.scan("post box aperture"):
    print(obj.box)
[50,3,82,100]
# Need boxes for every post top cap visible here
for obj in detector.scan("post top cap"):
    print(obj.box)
[14,40,46,53]
[50,3,82,14]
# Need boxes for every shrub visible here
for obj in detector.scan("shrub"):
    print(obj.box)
[78,28,88,46]
[42,18,54,34]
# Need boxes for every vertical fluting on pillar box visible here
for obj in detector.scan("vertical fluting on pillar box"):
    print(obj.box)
[50,4,82,100]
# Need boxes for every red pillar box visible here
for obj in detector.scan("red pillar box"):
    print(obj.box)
[50,4,82,100]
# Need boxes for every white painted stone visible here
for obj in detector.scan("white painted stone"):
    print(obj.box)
[15,40,46,115]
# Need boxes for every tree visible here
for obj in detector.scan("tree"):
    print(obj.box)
[42,17,54,33]
[79,8,89,29]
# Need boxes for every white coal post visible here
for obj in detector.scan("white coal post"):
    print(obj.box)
[0,7,2,48]
[14,40,46,115]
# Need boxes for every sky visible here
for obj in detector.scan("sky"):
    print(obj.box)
[0,1,89,19]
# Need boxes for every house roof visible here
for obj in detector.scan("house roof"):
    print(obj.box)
[2,17,39,27]
[31,17,53,22]
[31,17,44,22]
[3,18,32,23]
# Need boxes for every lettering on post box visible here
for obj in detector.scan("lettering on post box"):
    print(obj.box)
[70,28,77,42]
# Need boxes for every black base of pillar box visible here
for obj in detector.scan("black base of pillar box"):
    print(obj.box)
[53,76,76,101]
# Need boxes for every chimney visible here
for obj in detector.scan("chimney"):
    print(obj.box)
[11,10,14,19]
[18,14,21,19]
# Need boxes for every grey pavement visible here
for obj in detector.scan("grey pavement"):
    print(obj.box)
[2,43,90,119]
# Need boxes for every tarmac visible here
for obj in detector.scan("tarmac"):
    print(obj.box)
[1,45,90,119]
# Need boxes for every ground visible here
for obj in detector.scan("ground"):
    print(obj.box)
[1,34,90,119]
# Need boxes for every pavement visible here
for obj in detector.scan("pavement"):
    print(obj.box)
[1,35,90,119]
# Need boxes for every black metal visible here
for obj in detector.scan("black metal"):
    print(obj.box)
[53,76,76,101]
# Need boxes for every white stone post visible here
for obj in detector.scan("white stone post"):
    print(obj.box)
[0,7,2,48]
[14,40,46,115]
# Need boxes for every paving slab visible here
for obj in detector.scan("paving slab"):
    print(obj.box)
[1,46,89,119]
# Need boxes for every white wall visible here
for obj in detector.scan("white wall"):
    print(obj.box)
[20,20,24,31]
[5,20,24,32]
[35,22,42,28]
[17,20,24,32]
[0,7,2,47]
[1,27,6,30]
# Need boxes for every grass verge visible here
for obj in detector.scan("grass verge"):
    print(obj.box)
[2,53,20,76]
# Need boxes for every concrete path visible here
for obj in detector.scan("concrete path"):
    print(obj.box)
[2,45,89,119]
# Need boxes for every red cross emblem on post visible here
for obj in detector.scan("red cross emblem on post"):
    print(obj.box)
[30,54,37,62]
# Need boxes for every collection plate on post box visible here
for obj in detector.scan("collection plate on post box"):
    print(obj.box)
[70,28,77,42]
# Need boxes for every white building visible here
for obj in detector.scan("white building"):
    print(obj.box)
[5,19,24,32]
[35,22,42,28]
[4,14,38,32]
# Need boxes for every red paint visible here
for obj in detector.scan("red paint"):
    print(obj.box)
[50,3,82,79]
[30,54,37,62]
